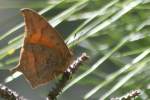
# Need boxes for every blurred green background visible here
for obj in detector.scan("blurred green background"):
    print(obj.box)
[0,0,150,100]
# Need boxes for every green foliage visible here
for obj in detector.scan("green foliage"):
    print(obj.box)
[0,0,150,99]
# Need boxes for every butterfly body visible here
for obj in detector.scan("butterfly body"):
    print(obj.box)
[12,8,73,88]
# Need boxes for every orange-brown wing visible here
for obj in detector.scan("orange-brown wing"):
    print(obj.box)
[12,8,73,88]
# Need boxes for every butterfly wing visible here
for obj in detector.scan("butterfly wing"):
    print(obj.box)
[12,8,73,88]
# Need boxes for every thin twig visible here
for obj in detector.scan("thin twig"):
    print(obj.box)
[111,90,141,100]
[0,84,27,100]
[47,53,89,100]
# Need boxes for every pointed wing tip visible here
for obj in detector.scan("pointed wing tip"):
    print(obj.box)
[20,8,36,16]
[21,8,32,12]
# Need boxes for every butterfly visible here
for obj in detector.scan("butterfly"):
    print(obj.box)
[11,8,73,88]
